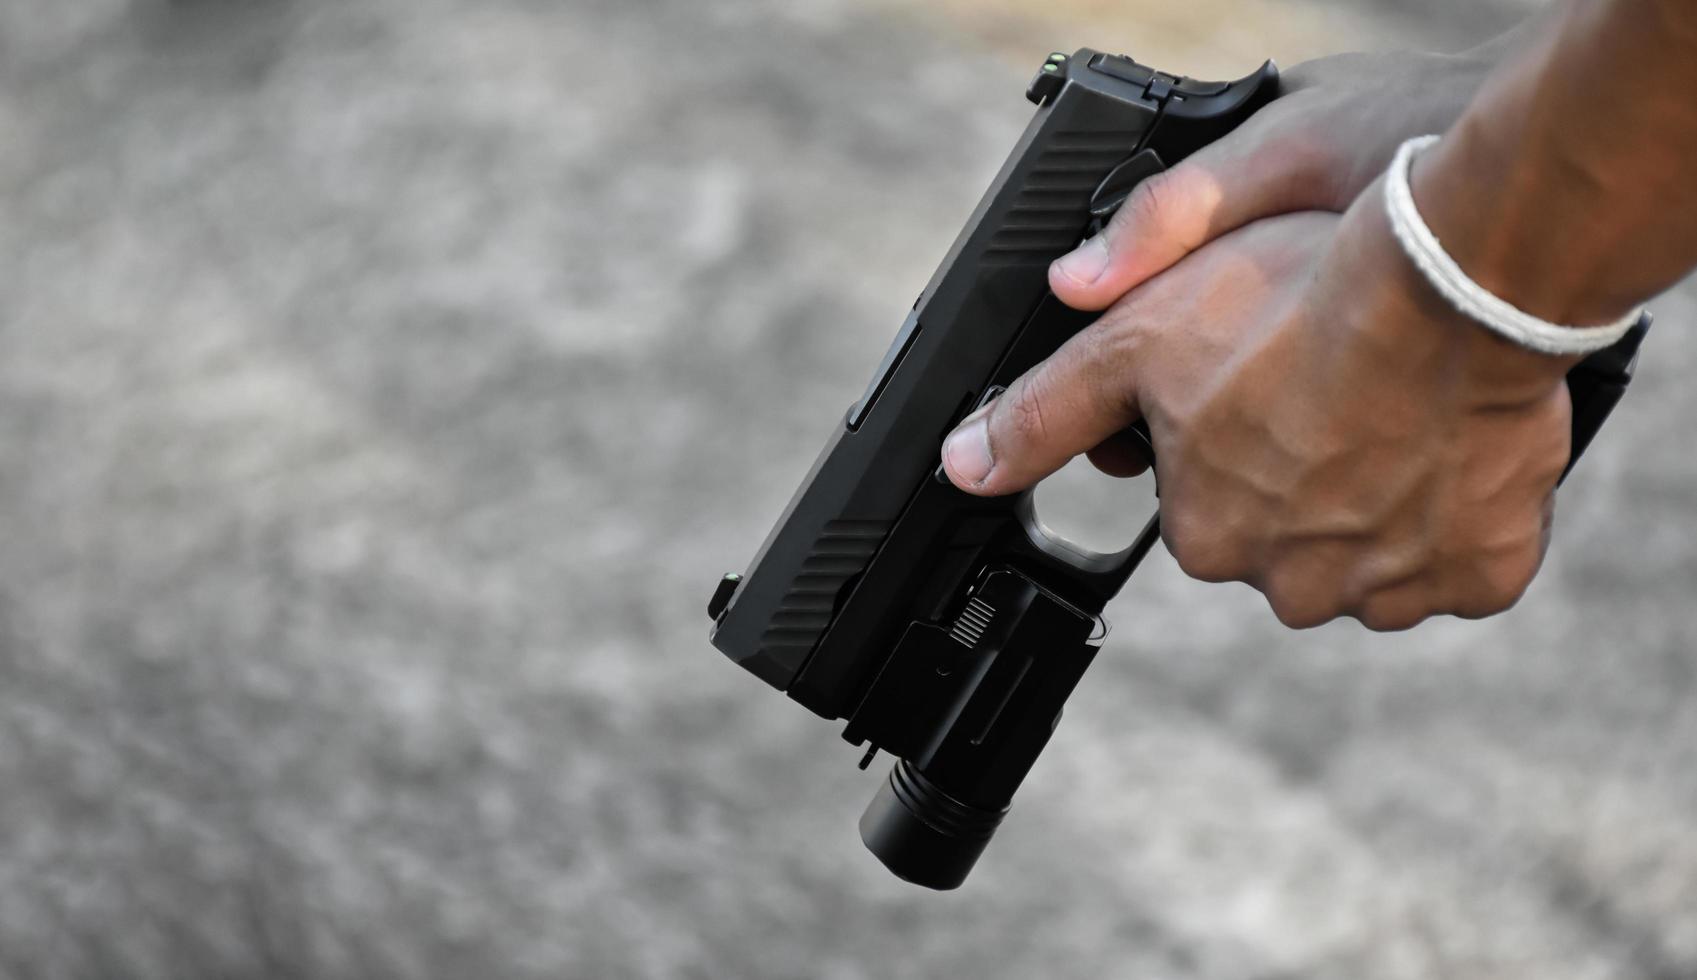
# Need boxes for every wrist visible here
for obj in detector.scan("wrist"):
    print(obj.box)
[1410,115,1643,328]
[1387,134,1641,358]
[1321,180,1575,409]
[1412,0,1697,327]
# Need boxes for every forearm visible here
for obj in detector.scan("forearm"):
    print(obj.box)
[1415,0,1697,326]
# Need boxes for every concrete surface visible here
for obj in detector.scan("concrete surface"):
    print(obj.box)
[0,0,1692,978]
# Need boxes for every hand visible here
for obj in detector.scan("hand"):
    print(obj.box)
[1048,41,1532,314]
[940,184,1578,630]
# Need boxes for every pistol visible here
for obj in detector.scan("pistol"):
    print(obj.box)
[707,49,1649,890]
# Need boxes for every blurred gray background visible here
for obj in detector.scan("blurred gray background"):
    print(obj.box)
[1,0,1693,977]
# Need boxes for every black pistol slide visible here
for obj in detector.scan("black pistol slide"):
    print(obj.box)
[706,49,1648,890]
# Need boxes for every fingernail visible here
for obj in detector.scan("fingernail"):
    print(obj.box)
[943,414,993,486]
[1053,235,1110,285]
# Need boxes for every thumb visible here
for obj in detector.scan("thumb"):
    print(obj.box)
[941,326,1140,496]
[1049,128,1325,311]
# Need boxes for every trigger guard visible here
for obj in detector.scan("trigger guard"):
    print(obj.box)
[1013,492,1162,586]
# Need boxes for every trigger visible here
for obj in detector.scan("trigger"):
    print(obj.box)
[1086,148,1165,235]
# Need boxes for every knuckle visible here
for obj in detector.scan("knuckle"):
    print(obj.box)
[1117,171,1181,235]
[1075,324,1141,415]
[1269,598,1329,630]
[1163,515,1246,585]
[1474,543,1543,614]
[1170,545,1221,583]
[1089,306,1155,373]
[1355,594,1430,632]
[1440,511,1550,621]
[1262,573,1338,630]
[1449,594,1506,621]
[1002,377,1052,447]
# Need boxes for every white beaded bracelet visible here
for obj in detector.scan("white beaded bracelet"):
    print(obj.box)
[1383,134,1643,356]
